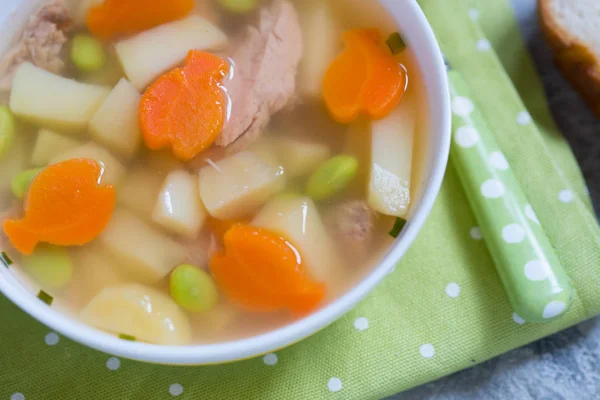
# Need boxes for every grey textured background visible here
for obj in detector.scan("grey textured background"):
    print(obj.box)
[391,0,600,399]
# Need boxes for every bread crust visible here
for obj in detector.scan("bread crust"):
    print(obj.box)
[538,0,600,117]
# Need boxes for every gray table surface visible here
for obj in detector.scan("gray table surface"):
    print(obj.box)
[390,1,600,399]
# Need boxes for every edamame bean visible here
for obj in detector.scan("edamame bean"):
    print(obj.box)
[217,0,259,14]
[306,155,359,200]
[12,168,44,200]
[23,245,73,290]
[170,264,218,312]
[70,34,106,72]
[0,106,16,159]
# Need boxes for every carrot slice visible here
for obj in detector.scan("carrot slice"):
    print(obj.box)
[139,50,229,161]
[322,35,368,123]
[207,218,249,241]
[3,159,116,255]
[323,28,407,123]
[86,0,194,39]
[353,31,406,119]
[209,225,326,315]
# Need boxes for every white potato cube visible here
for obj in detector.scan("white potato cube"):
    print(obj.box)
[50,142,125,186]
[115,15,228,90]
[368,96,416,218]
[199,151,285,220]
[253,196,343,286]
[152,170,208,238]
[9,62,110,132]
[31,129,81,166]
[80,283,192,345]
[118,165,165,220]
[99,209,187,284]
[67,244,133,307]
[89,78,141,158]
[298,1,340,97]
[275,136,331,178]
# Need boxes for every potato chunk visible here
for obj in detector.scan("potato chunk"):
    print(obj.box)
[89,78,141,158]
[99,209,187,284]
[152,170,208,238]
[9,62,110,132]
[275,136,331,178]
[80,283,192,345]
[115,16,228,90]
[252,196,343,286]
[66,244,133,307]
[368,96,416,218]
[199,151,285,220]
[118,164,165,220]
[31,129,81,167]
[298,1,340,97]
[50,142,125,186]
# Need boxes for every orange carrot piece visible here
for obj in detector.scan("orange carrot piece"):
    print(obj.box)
[323,28,407,123]
[3,159,116,255]
[210,253,281,312]
[322,35,368,123]
[209,225,326,315]
[139,50,229,161]
[353,31,406,119]
[86,0,194,39]
[207,218,249,241]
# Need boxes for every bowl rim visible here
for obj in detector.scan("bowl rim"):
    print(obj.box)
[0,0,451,365]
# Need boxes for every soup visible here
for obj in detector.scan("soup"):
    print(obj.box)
[0,0,424,345]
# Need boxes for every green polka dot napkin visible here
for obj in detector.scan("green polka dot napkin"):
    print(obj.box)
[2,0,600,399]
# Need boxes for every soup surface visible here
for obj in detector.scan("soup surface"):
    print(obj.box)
[0,0,424,345]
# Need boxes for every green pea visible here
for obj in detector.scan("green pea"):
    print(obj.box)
[306,155,359,201]
[217,0,259,14]
[22,245,73,290]
[12,168,44,199]
[170,264,218,313]
[0,106,16,159]
[70,34,106,72]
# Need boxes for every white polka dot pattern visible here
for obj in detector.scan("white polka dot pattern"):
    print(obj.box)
[44,332,59,346]
[420,344,435,358]
[489,151,509,170]
[169,384,183,397]
[354,317,369,331]
[480,179,505,198]
[445,283,461,298]
[502,224,525,244]
[263,353,278,366]
[455,126,480,148]
[476,39,491,52]
[327,378,343,392]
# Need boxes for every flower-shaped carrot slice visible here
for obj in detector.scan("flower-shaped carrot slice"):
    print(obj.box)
[87,0,194,39]
[210,225,326,315]
[323,28,407,123]
[3,158,116,255]
[139,50,229,161]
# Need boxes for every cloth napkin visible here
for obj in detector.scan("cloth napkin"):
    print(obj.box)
[2,0,600,399]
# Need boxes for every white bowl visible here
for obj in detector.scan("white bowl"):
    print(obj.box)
[0,0,450,365]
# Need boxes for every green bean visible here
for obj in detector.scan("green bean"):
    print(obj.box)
[0,106,16,159]
[23,245,73,290]
[70,34,106,72]
[306,155,359,201]
[170,264,218,312]
[12,168,44,200]
[217,0,259,14]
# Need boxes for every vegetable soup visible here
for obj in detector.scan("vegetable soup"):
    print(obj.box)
[0,0,426,345]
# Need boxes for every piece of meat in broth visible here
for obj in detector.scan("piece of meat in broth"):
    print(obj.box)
[325,200,376,262]
[0,0,73,91]
[216,0,302,151]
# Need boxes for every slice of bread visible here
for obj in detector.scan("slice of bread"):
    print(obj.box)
[539,0,600,117]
